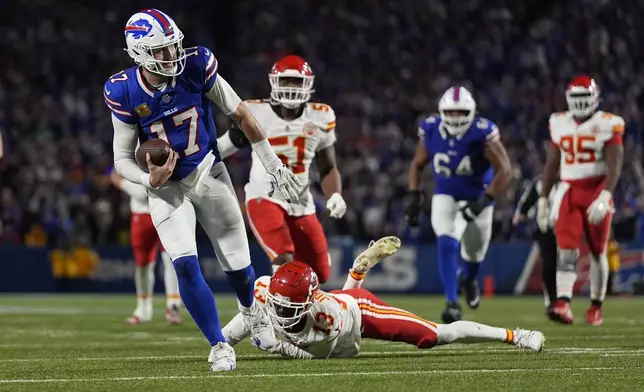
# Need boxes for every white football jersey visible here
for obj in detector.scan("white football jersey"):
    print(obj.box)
[549,110,625,182]
[244,100,337,216]
[253,276,362,359]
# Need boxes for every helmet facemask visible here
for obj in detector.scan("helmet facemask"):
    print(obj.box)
[265,291,313,331]
[439,109,475,136]
[269,73,314,109]
[566,89,599,118]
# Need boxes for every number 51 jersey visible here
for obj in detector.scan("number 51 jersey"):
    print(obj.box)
[419,116,499,201]
[104,46,220,181]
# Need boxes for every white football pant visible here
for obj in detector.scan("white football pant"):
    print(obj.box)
[430,194,493,262]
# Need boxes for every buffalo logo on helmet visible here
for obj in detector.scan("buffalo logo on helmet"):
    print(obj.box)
[125,19,153,39]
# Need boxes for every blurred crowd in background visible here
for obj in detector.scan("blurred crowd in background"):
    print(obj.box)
[1,0,644,248]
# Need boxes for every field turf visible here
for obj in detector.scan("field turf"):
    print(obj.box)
[1,294,643,391]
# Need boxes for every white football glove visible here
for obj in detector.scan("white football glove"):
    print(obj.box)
[326,192,347,218]
[536,197,550,233]
[267,164,304,204]
[587,190,613,225]
[250,322,279,352]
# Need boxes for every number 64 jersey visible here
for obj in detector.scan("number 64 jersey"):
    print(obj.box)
[243,101,337,216]
[419,115,499,201]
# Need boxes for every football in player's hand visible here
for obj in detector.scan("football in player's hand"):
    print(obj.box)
[135,139,171,172]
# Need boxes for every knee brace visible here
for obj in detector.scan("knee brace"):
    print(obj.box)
[557,249,579,272]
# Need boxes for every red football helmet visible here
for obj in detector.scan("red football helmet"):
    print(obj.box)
[266,261,320,329]
[566,75,600,118]
[269,55,315,109]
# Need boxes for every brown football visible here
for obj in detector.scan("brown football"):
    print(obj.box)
[135,139,171,172]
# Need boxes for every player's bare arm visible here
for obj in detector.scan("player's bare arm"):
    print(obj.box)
[408,139,430,191]
[315,145,346,218]
[603,143,623,192]
[404,140,430,227]
[540,143,561,199]
[482,138,512,199]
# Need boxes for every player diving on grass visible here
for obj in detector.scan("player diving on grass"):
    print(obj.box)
[404,86,512,323]
[105,9,304,372]
[219,236,544,360]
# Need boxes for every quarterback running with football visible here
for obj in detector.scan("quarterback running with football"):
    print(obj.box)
[217,55,345,283]
[537,75,624,326]
[219,237,545,360]
[109,170,182,325]
[105,9,303,371]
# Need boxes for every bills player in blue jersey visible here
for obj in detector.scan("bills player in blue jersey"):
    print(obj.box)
[104,9,304,372]
[404,86,511,323]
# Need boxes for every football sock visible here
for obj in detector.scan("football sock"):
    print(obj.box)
[225,265,256,309]
[461,261,480,282]
[556,271,576,300]
[134,262,155,318]
[174,255,224,345]
[343,270,365,290]
[436,321,513,344]
[437,236,460,303]
[589,253,609,303]
[161,251,181,309]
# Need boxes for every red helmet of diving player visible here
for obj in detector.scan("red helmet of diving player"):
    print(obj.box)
[566,75,600,118]
[269,55,315,109]
[266,261,320,329]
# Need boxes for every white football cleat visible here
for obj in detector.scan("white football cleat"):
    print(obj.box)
[514,329,545,352]
[352,236,402,274]
[209,342,236,372]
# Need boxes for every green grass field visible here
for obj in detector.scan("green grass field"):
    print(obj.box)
[1,294,643,392]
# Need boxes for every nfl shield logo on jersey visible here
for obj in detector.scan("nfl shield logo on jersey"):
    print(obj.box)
[303,122,317,136]
[162,94,172,104]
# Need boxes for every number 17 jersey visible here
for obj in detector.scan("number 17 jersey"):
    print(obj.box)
[418,115,499,201]
[104,46,220,181]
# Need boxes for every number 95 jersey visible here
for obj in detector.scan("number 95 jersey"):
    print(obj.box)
[549,110,625,182]
[419,115,499,201]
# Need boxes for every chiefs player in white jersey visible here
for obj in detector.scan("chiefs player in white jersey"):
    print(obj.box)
[537,75,624,326]
[217,237,544,361]
[217,55,346,283]
[110,170,182,325]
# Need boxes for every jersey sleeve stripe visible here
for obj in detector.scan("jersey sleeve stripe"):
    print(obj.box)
[104,94,122,107]
[485,128,500,143]
[612,124,625,133]
[105,101,132,117]
[327,121,336,130]
[205,57,219,82]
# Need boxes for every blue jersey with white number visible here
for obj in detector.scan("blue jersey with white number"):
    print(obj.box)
[104,46,220,180]
[419,115,498,201]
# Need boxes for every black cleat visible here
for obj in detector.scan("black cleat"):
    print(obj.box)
[441,302,462,323]
[459,273,481,309]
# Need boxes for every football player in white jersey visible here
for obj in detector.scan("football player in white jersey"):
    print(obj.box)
[538,75,624,326]
[109,170,181,325]
[218,237,545,361]
[217,55,346,284]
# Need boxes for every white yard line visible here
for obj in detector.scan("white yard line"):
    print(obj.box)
[1,347,642,363]
[0,367,623,384]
